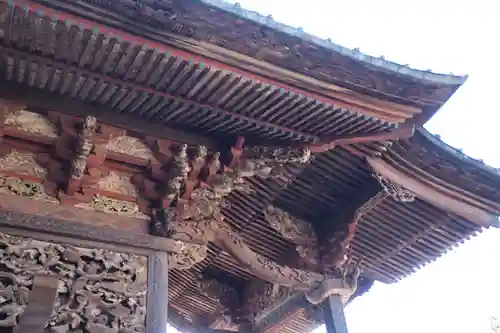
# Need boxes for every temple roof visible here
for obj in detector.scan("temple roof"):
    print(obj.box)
[204,0,467,86]
[0,1,497,333]
[0,0,466,146]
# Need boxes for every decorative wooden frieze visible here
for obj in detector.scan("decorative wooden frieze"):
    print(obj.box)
[0,151,48,179]
[74,194,150,220]
[374,172,415,202]
[106,135,155,161]
[0,232,147,332]
[0,176,58,203]
[96,171,139,197]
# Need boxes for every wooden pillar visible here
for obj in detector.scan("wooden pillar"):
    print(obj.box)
[322,295,349,333]
[146,251,169,333]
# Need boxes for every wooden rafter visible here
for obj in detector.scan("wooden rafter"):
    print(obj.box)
[4,0,424,124]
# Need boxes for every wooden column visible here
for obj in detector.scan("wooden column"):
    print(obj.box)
[322,295,349,333]
[147,251,169,333]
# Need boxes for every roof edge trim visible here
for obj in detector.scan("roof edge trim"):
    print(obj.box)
[419,128,500,177]
[203,0,468,86]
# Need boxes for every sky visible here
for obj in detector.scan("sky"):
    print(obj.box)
[170,0,500,332]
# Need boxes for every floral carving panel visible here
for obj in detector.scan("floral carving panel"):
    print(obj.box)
[0,232,148,332]
[0,151,48,178]
[4,109,58,138]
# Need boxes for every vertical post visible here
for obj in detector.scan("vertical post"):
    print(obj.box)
[322,295,349,333]
[147,251,169,333]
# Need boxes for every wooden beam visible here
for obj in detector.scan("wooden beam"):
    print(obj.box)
[367,157,499,226]
[0,208,179,254]
[13,275,59,333]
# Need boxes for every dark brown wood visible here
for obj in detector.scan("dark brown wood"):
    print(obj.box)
[0,209,178,254]
[30,0,462,107]
[0,80,216,149]
[146,251,169,333]
[13,275,58,333]
[322,295,348,333]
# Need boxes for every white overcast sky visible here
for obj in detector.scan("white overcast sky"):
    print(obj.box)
[170,1,500,332]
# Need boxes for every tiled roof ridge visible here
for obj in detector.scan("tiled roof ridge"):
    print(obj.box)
[419,128,500,177]
[203,0,468,86]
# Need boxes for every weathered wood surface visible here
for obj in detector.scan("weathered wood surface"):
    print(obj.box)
[13,275,58,333]
[0,209,179,254]
[146,252,169,333]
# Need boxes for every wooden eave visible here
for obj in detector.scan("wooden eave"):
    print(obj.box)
[30,0,466,107]
[0,0,464,147]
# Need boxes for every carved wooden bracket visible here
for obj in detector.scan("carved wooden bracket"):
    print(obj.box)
[374,172,415,202]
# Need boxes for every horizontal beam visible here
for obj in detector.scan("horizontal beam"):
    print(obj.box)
[0,193,180,254]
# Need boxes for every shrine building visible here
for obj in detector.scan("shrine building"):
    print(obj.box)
[0,1,498,333]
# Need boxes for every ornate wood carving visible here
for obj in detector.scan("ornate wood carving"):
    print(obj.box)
[106,136,154,161]
[4,109,58,138]
[243,281,294,323]
[143,139,311,265]
[149,142,320,289]
[0,177,58,203]
[96,172,139,197]
[0,232,147,333]
[374,173,415,202]
[70,115,97,180]
[264,205,318,265]
[305,258,361,305]
[0,151,48,179]
[74,195,150,219]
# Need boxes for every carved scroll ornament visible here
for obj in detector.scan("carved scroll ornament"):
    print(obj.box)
[0,232,147,332]
[374,172,415,202]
